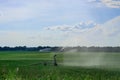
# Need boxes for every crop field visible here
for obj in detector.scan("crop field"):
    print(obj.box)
[0,51,120,80]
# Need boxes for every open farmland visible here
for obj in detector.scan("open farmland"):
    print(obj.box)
[0,51,120,80]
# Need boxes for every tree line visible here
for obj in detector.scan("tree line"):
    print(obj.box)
[0,46,60,51]
[0,46,120,52]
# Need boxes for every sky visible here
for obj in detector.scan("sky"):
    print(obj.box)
[0,0,120,47]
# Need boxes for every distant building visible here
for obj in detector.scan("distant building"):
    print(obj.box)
[39,48,51,52]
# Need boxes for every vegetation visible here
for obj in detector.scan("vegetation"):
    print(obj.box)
[0,51,120,80]
[0,46,120,52]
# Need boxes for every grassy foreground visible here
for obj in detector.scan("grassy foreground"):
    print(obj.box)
[0,51,120,80]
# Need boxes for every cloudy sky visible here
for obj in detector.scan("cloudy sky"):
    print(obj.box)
[0,0,120,47]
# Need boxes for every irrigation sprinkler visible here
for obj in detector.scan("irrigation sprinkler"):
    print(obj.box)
[43,62,47,66]
[53,54,57,66]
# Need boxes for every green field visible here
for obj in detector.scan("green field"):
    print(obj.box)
[0,51,120,80]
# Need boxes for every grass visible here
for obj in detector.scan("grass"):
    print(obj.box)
[0,51,120,80]
[0,51,53,60]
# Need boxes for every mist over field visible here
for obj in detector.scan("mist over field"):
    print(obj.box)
[63,49,120,69]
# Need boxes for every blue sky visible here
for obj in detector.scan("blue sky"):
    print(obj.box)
[0,0,120,47]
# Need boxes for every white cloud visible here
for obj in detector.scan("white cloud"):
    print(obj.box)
[0,16,120,47]
[101,0,120,8]
[45,25,73,31]
[45,21,97,32]
[81,16,120,46]
[100,16,120,36]
[44,16,120,46]
[0,15,120,46]
[88,0,120,8]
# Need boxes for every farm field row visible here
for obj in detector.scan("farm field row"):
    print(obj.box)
[0,51,120,80]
